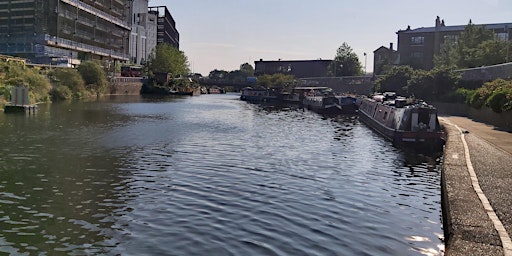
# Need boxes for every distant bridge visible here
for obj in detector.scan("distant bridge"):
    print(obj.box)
[199,75,375,94]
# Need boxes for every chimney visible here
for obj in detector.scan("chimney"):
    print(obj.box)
[435,16,441,27]
[389,43,393,51]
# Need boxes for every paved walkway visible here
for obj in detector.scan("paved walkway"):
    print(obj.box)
[440,115,512,256]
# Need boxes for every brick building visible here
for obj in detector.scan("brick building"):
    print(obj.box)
[254,59,332,78]
[374,17,512,73]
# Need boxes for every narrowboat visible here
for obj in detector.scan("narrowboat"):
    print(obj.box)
[301,87,358,115]
[240,87,279,103]
[358,92,444,150]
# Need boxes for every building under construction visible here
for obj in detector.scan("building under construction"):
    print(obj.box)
[0,0,131,66]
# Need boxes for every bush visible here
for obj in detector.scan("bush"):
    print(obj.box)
[49,68,89,100]
[50,86,72,101]
[487,91,509,113]
[441,88,475,103]
[470,90,485,109]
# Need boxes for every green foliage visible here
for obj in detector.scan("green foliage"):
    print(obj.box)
[50,85,73,101]
[207,64,255,85]
[257,73,297,89]
[48,68,88,100]
[441,88,476,103]
[77,61,108,95]
[374,65,414,95]
[466,79,512,111]
[240,63,254,76]
[407,66,461,100]
[375,65,461,100]
[1,60,51,104]
[209,69,229,80]
[329,42,363,76]
[487,91,509,113]
[435,21,510,68]
[145,43,190,78]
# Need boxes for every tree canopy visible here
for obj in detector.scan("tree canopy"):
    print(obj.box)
[240,63,254,76]
[257,73,297,89]
[435,21,511,68]
[374,65,461,100]
[145,43,190,78]
[329,42,363,77]
[77,61,108,95]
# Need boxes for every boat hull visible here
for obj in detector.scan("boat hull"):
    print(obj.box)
[358,97,444,151]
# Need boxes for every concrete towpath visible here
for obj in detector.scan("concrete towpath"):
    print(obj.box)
[440,115,512,256]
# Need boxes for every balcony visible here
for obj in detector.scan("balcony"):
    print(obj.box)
[60,0,130,30]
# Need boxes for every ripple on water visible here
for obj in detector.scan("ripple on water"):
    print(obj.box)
[0,95,443,255]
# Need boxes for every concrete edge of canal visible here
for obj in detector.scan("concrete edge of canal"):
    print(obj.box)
[441,119,504,255]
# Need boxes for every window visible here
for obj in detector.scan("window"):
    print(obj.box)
[411,36,424,45]
[443,34,458,45]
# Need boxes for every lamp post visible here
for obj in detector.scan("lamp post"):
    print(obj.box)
[364,52,367,75]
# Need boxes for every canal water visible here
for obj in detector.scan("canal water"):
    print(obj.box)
[0,94,443,255]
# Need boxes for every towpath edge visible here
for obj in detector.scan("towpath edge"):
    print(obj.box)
[441,116,512,256]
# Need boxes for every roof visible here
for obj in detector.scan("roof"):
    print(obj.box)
[398,22,512,34]
[373,46,396,53]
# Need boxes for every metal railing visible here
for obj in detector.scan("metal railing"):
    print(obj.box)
[60,0,130,29]
[39,34,129,60]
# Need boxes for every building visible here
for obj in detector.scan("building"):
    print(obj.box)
[129,0,157,65]
[373,43,399,75]
[254,59,332,78]
[148,6,179,49]
[0,0,131,66]
[395,16,512,70]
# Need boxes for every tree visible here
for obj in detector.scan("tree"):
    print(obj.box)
[77,61,108,95]
[407,66,461,100]
[329,42,363,77]
[1,60,51,103]
[145,43,190,78]
[435,21,509,68]
[257,73,297,89]
[240,63,254,76]
[49,68,88,100]
[374,65,414,95]
[208,69,229,80]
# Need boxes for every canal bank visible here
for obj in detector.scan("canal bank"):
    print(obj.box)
[440,116,512,255]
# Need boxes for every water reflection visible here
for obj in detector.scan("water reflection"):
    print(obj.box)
[0,94,443,255]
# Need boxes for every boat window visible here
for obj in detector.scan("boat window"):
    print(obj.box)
[418,109,431,130]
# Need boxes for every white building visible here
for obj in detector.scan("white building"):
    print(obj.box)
[128,0,157,65]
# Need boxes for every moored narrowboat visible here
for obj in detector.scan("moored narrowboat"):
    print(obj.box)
[358,93,444,150]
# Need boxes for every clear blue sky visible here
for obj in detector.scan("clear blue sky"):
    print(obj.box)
[149,0,512,76]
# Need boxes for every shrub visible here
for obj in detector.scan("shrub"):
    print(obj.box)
[470,90,485,109]
[50,86,72,101]
[441,88,475,103]
[487,91,510,113]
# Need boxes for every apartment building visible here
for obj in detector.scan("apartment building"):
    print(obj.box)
[396,16,511,70]
[148,6,179,49]
[0,0,131,66]
[373,17,511,73]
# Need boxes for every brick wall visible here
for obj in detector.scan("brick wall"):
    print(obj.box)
[457,62,512,81]
[109,77,143,95]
